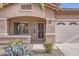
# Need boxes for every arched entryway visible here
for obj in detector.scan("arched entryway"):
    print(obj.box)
[8,16,46,44]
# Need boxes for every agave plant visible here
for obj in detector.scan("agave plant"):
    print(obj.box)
[4,39,33,56]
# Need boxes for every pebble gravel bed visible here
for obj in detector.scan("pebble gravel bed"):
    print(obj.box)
[32,49,64,56]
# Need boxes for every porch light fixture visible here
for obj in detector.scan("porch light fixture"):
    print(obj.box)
[48,20,52,24]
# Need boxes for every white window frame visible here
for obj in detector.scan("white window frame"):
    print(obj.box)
[19,3,32,11]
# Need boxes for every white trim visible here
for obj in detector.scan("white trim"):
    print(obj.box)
[0,18,7,21]
[46,18,55,20]
[45,33,56,35]
[0,35,31,38]
[19,9,32,12]
[55,19,79,22]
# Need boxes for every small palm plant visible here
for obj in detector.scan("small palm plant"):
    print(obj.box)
[4,39,33,56]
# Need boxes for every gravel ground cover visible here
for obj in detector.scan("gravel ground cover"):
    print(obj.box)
[32,49,64,56]
[0,44,64,56]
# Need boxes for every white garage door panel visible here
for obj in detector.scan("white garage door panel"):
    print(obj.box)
[55,22,79,43]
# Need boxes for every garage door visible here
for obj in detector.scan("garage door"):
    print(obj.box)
[55,22,79,43]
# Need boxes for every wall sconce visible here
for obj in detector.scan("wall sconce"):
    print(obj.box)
[48,20,52,24]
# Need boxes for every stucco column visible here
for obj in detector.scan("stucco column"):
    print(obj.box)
[45,18,55,43]
[0,18,8,35]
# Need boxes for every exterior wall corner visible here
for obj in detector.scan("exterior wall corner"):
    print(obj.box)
[0,18,8,36]
[45,18,55,43]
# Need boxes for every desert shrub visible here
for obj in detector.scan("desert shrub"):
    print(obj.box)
[4,39,33,56]
[43,42,53,54]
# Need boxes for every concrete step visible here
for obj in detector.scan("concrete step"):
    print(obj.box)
[31,40,45,44]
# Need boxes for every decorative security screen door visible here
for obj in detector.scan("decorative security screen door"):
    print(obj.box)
[36,22,45,40]
[31,22,45,43]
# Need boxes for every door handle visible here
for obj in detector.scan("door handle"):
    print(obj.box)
[34,29,35,34]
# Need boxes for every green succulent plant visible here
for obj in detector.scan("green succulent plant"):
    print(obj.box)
[43,42,53,54]
[4,40,33,56]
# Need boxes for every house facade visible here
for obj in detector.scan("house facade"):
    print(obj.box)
[0,3,79,44]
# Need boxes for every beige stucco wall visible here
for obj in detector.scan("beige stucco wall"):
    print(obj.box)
[0,18,8,35]
[0,4,44,18]
[45,6,55,18]
[55,11,79,20]
[0,3,55,36]
[0,4,55,19]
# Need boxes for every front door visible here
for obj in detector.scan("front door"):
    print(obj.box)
[32,22,45,43]
[37,22,45,40]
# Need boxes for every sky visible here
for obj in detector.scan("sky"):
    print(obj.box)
[60,3,79,8]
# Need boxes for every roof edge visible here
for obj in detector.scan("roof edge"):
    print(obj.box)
[60,8,79,11]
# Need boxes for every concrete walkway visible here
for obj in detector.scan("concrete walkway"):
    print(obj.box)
[55,43,79,56]
[32,44,57,50]
[32,44,45,51]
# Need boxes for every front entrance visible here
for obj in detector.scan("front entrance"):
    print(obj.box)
[9,16,46,44]
[31,22,45,44]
